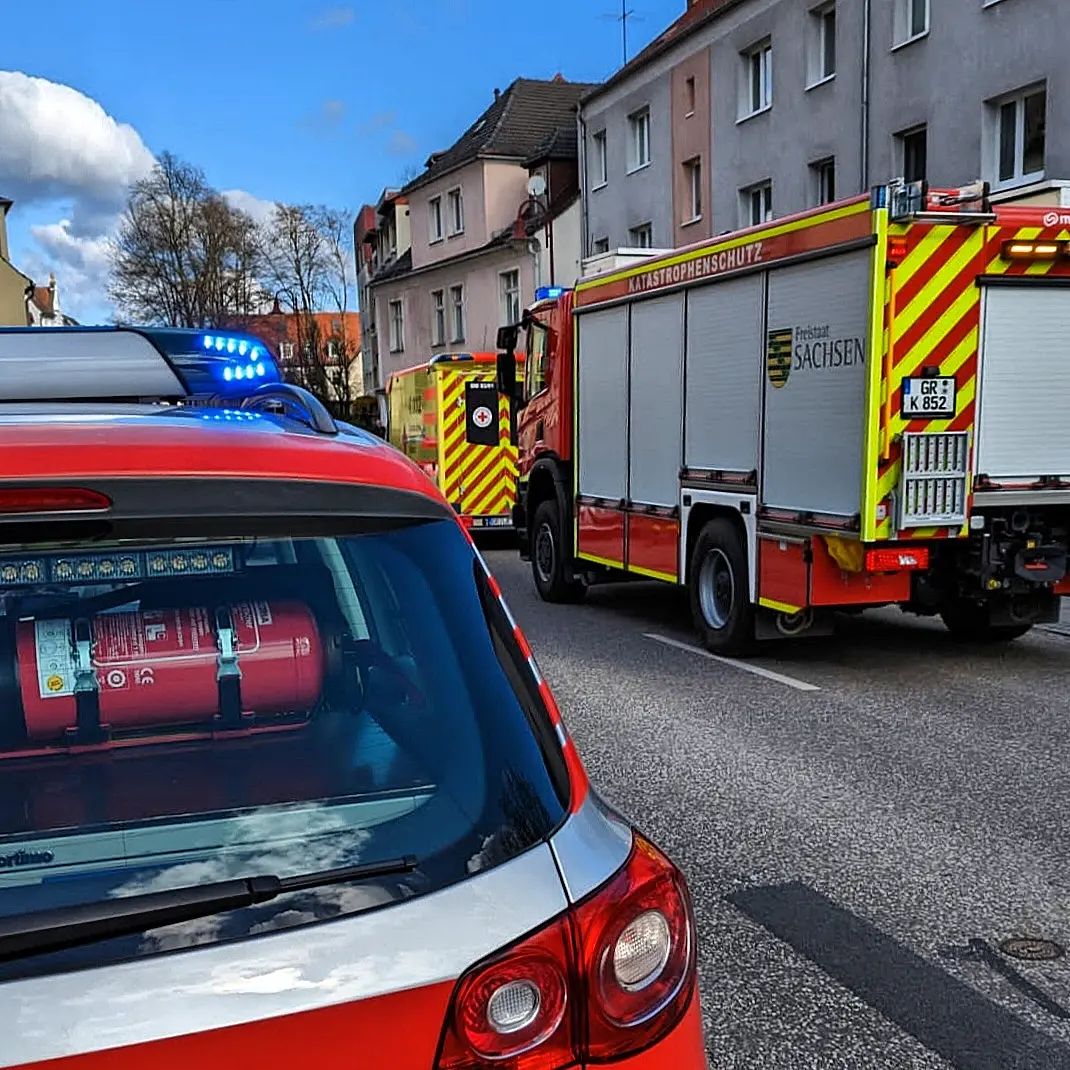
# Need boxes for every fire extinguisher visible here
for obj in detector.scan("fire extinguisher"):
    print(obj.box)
[8,600,325,744]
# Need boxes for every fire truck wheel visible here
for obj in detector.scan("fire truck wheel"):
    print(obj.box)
[531,499,585,604]
[939,601,1033,643]
[690,519,754,655]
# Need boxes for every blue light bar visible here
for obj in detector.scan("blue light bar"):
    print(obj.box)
[144,329,280,397]
[535,286,569,302]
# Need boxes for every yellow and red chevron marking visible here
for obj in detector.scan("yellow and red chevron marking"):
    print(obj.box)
[873,218,1070,541]
[437,369,518,519]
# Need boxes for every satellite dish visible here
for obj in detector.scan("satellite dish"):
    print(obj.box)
[528,174,547,198]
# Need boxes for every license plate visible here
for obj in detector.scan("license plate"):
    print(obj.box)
[470,516,511,529]
[902,375,956,418]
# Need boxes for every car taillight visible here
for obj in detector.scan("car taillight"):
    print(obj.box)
[577,835,695,1060]
[435,834,696,1069]
[436,918,575,1069]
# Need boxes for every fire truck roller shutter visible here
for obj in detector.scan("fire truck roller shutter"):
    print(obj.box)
[976,284,1070,481]
[761,249,872,517]
[577,306,630,501]
[629,293,685,507]
[685,276,764,473]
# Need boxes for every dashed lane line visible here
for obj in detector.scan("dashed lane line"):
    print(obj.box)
[644,632,822,692]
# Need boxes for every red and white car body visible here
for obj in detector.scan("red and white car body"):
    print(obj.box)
[0,327,707,1070]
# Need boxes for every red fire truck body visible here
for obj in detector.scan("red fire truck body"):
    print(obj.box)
[504,181,1070,652]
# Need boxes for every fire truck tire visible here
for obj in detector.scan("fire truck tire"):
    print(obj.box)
[689,519,754,655]
[939,601,1033,643]
[531,499,585,604]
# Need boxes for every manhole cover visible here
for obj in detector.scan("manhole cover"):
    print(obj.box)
[1000,937,1065,962]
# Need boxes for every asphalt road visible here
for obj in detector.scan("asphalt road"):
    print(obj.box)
[484,547,1070,1070]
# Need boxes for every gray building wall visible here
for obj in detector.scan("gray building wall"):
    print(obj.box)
[584,72,674,252]
[581,0,1070,253]
[867,0,1070,194]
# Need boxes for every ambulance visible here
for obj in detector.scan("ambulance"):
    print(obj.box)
[499,179,1070,652]
[388,353,520,530]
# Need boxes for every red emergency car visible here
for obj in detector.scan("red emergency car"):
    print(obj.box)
[0,327,706,1069]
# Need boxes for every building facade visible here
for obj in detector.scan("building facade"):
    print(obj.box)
[356,77,593,394]
[26,274,78,327]
[581,0,1069,254]
[0,197,32,326]
[237,307,364,421]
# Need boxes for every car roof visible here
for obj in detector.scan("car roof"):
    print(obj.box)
[0,404,439,499]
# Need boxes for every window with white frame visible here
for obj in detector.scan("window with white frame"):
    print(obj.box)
[592,236,610,255]
[592,129,608,188]
[893,0,929,45]
[685,76,696,116]
[431,289,446,346]
[683,157,703,222]
[628,222,654,249]
[808,3,836,84]
[389,299,404,352]
[811,157,836,204]
[988,84,1046,187]
[741,182,773,227]
[450,284,465,342]
[627,108,651,172]
[429,196,443,243]
[499,270,521,326]
[447,188,464,235]
[897,125,927,182]
[279,342,295,363]
[741,40,772,117]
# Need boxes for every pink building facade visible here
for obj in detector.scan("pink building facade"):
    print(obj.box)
[357,77,592,390]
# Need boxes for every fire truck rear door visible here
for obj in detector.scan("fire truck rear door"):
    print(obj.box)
[976,282,1070,482]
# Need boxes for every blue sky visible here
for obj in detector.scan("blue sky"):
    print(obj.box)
[1,0,681,322]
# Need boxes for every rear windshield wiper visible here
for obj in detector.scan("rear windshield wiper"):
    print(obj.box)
[0,856,417,964]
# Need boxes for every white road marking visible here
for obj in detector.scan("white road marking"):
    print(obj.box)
[643,633,821,692]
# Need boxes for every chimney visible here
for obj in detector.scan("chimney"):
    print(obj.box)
[494,87,500,100]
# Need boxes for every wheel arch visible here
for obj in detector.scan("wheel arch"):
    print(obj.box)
[526,455,572,553]
[681,492,758,604]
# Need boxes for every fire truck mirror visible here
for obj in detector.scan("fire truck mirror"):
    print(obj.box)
[495,346,518,401]
[496,324,519,353]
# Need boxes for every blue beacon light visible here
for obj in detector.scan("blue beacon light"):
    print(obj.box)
[200,335,274,385]
[535,285,568,301]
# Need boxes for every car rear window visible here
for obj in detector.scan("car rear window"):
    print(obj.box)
[0,516,567,979]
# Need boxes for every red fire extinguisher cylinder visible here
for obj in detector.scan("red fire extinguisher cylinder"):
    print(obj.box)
[13,600,324,743]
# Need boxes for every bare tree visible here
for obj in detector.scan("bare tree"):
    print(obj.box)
[108,153,262,327]
[259,204,359,419]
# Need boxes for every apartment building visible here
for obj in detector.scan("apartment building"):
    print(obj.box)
[581,0,1069,254]
[356,76,592,390]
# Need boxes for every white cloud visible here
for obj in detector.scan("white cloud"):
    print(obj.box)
[0,70,157,322]
[19,217,117,322]
[222,188,278,226]
[30,220,111,273]
[0,71,154,208]
[310,6,354,30]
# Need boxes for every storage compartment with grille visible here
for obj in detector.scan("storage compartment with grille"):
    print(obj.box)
[896,432,969,529]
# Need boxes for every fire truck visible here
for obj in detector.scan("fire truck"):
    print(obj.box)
[497,181,1070,653]
[388,353,519,530]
